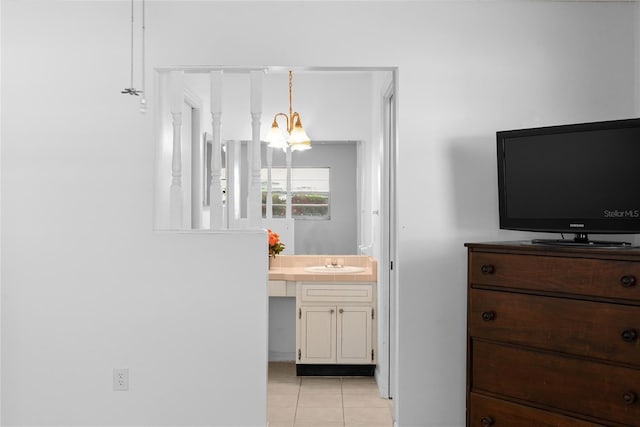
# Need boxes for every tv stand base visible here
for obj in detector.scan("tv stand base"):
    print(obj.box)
[532,233,632,248]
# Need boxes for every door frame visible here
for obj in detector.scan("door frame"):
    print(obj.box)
[241,65,399,423]
[379,69,398,406]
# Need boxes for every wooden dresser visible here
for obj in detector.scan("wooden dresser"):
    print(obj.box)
[465,242,640,427]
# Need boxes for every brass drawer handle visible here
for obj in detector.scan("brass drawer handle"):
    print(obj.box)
[480,264,495,275]
[620,275,637,288]
[621,329,638,342]
[481,311,496,322]
[480,416,494,426]
[623,391,637,405]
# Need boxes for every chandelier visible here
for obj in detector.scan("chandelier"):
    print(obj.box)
[265,70,311,151]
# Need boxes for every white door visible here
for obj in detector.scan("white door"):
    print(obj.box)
[337,306,373,364]
[300,306,336,364]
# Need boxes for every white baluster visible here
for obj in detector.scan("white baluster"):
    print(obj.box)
[169,70,184,229]
[210,70,224,230]
[227,140,241,227]
[248,70,264,228]
[286,147,292,219]
[266,146,273,219]
[222,141,228,228]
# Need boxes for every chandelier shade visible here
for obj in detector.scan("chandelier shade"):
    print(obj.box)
[288,115,311,151]
[267,120,288,149]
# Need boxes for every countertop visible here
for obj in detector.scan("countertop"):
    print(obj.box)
[268,255,377,283]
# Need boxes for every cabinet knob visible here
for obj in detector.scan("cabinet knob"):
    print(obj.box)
[621,329,638,342]
[620,275,637,288]
[330,309,335,314]
[623,391,637,405]
[480,264,495,275]
[481,311,496,322]
[480,416,494,426]
[339,308,344,314]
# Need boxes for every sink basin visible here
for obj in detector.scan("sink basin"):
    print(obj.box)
[304,266,365,274]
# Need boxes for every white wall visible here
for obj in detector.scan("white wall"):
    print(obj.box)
[2,2,268,425]
[3,1,638,426]
[288,142,359,255]
[392,3,636,425]
[268,297,296,361]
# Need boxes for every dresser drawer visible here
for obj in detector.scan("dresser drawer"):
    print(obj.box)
[469,393,604,427]
[472,340,640,426]
[298,283,374,303]
[469,289,640,366]
[469,252,640,302]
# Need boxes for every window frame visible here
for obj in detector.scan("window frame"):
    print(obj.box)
[261,167,331,220]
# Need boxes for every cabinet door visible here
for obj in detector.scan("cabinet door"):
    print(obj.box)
[337,306,373,364]
[300,306,336,364]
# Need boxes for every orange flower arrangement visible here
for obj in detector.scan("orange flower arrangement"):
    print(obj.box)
[268,229,285,257]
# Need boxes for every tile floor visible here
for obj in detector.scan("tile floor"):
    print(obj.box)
[267,362,393,427]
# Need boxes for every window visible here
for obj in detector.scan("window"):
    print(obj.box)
[262,167,330,219]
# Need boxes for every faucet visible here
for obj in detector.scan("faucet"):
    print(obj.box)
[324,258,345,268]
[325,258,343,268]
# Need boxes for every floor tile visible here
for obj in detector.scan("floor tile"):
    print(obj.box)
[341,381,380,395]
[342,376,376,383]
[267,362,393,427]
[344,424,391,427]
[268,422,294,427]
[269,381,301,395]
[344,407,393,425]
[270,375,302,385]
[342,393,389,408]
[267,405,297,423]
[297,390,343,408]
[300,377,342,393]
[295,407,344,423]
[268,392,300,408]
[294,422,344,427]
[301,377,342,385]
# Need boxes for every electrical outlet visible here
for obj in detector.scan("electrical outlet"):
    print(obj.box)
[113,368,129,391]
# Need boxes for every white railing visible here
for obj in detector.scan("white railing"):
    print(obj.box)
[157,67,294,249]
[247,70,263,229]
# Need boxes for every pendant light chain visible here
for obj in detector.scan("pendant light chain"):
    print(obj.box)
[121,0,146,109]
[288,71,293,131]
[129,0,134,90]
[140,0,147,112]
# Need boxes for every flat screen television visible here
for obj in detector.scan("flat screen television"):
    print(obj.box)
[497,118,640,247]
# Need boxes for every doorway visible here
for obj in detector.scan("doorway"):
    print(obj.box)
[263,67,398,425]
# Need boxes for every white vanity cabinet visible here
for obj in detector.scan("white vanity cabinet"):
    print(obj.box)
[296,282,376,375]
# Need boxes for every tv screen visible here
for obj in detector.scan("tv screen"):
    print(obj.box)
[497,118,640,245]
